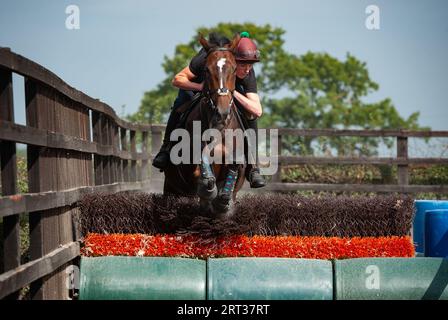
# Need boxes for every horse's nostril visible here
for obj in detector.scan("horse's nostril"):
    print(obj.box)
[207,179,215,190]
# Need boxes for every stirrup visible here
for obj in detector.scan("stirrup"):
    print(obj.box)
[152,142,171,170]
[248,167,266,188]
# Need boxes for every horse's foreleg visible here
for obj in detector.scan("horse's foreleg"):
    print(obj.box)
[196,162,217,200]
[212,164,239,214]
[199,198,214,213]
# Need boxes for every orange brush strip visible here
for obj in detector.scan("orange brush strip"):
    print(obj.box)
[82,233,415,259]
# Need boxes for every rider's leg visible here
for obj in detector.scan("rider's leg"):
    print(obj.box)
[152,90,194,170]
[244,117,266,188]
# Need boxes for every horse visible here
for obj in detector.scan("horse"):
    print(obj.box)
[163,33,247,217]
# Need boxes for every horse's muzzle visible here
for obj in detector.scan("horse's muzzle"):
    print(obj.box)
[197,176,217,200]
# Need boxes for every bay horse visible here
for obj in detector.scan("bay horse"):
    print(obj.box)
[163,33,247,217]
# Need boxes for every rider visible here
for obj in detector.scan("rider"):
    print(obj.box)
[152,32,266,188]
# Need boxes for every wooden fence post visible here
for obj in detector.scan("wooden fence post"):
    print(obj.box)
[25,78,46,299]
[113,124,120,183]
[136,132,141,181]
[101,115,110,184]
[109,120,116,183]
[92,111,103,185]
[0,69,20,299]
[121,128,129,182]
[130,130,137,182]
[273,134,283,183]
[141,131,149,181]
[397,136,409,187]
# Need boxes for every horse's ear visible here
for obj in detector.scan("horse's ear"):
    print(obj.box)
[198,33,211,51]
[229,33,241,51]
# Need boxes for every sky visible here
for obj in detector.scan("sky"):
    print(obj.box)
[1,0,447,130]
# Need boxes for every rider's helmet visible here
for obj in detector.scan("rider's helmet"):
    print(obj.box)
[235,32,260,63]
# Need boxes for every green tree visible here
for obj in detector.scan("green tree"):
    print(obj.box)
[129,22,285,124]
[260,51,426,155]
[130,22,427,156]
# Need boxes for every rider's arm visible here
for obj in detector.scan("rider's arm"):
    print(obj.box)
[172,66,203,92]
[233,91,263,118]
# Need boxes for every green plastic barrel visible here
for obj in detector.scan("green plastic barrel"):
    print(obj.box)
[79,257,206,300]
[334,258,448,300]
[207,258,333,300]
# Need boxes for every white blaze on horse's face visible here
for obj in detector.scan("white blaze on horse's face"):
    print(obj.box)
[217,58,226,95]
[217,58,226,73]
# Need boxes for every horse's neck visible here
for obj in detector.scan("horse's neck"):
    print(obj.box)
[228,103,242,129]
[186,100,242,133]
[227,105,243,130]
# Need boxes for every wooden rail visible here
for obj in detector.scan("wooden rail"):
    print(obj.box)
[0,48,152,299]
[148,128,448,194]
[146,126,448,194]
[268,128,448,193]
[274,128,448,137]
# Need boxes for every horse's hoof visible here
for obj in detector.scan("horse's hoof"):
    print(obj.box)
[197,179,217,200]
[212,195,232,215]
[199,198,216,215]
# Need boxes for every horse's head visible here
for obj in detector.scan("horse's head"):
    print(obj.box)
[199,33,240,131]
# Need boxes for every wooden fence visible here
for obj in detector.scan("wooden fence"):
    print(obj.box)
[1,48,447,299]
[265,128,448,194]
[0,48,151,299]
[149,126,448,194]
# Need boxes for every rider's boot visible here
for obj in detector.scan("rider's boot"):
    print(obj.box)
[246,165,266,188]
[152,109,181,170]
[245,117,266,188]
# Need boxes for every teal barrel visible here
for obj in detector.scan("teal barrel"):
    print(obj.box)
[425,210,448,257]
[207,258,333,300]
[79,257,206,300]
[414,200,448,255]
[334,258,448,300]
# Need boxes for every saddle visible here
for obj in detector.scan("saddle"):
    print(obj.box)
[174,92,204,130]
